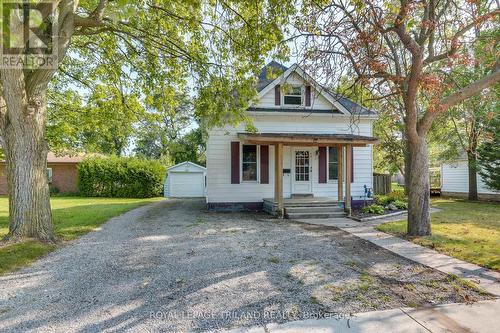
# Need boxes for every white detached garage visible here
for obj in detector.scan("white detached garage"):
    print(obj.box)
[164,162,206,198]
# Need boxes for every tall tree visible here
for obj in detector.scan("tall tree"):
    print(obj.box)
[447,83,496,200]
[293,0,500,235]
[47,84,143,156]
[134,92,193,160]
[169,128,206,166]
[477,112,500,191]
[445,18,498,200]
[0,0,294,241]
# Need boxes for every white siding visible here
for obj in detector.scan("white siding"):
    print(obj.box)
[206,114,375,203]
[441,161,498,195]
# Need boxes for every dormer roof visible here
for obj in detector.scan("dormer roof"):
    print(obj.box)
[255,61,377,117]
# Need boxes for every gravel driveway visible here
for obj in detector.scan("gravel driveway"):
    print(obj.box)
[0,199,490,332]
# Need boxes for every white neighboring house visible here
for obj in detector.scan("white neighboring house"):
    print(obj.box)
[164,161,206,198]
[206,61,379,214]
[441,157,500,201]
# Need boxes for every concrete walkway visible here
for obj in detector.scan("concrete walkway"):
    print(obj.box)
[221,299,500,333]
[294,214,500,297]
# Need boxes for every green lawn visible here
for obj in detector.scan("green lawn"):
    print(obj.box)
[377,198,500,271]
[0,196,163,274]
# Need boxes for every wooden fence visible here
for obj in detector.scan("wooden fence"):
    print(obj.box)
[373,173,392,195]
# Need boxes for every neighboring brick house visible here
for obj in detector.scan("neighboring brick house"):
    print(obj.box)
[0,153,85,195]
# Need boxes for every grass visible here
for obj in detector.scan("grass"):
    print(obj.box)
[377,198,500,271]
[0,196,163,274]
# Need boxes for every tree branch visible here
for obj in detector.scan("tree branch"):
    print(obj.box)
[418,59,500,134]
[423,9,500,65]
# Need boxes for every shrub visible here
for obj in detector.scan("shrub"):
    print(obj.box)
[387,190,407,202]
[49,184,60,196]
[375,190,408,206]
[361,204,385,215]
[78,156,166,198]
[374,195,392,206]
[393,200,408,210]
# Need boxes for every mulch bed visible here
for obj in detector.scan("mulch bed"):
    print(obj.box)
[352,207,406,220]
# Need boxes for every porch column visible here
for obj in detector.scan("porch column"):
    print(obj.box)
[274,143,284,217]
[337,145,344,202]
[345,144,352,216]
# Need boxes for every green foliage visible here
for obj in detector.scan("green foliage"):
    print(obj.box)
[169,128,206,166]
[46,1,296,157]
[361,204,385,215]
[133,90,206,166]
[374,195,392,206]
[78,157,166,198]
[47,86,144,156]
[387,190,407,202]
[478,113,500,190]
[435,26,500,168]
[49,184,60,196]
[134,93,193,160]
[393,200,408,210]
[375,191,407,206]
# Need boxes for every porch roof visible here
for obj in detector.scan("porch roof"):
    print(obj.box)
[237,132,379,146]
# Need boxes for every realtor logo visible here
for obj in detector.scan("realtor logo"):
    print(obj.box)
[0,1,59,69]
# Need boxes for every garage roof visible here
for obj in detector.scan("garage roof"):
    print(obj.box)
[167,161,206,172]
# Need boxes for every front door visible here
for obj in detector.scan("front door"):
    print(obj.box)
[292,148,313,194]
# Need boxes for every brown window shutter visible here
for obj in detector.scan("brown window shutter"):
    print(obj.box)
[318,147,327,183]
[260,145,269,184]
[275,85,281,106]
[305,85,311,107]
[231,142,240,184]
[351,147,354,183]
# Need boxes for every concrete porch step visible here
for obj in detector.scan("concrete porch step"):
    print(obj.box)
[291,193,314,198]
[263,197,346,218]
[284,204,347,219]
[279,201,341,208]
[285,211,347,219]
[285,206,344,214]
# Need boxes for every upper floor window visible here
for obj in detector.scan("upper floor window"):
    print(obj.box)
[328,147,338,180]
[242,145,257,181]
[283,86,302,106]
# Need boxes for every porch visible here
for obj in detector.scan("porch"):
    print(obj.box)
[238,132,379,217]
[263,197,345,219]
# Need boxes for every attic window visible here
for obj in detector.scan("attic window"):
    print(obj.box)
[283,86,302,106]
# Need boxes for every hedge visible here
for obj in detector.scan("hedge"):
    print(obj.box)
[78,156,166,198]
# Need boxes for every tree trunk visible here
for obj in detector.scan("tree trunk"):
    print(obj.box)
[406,136,431,236]
[467,152,478,201]
[3,87,54,242]
[403,137,411,195]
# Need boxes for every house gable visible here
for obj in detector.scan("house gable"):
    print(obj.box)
[253,64,350,115]
[251,62,377,118]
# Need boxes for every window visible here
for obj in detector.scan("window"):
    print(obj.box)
[46,168,53,183]
[283,86,302,105]
[328,147,338,180]
[242,145,257,181]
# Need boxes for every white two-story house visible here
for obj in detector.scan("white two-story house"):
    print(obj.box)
[206,62,378,218]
